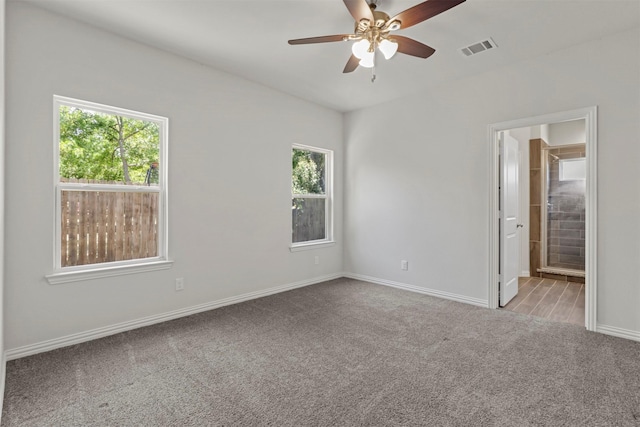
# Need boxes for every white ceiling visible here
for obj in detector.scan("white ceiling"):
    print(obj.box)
[16,0,640,112]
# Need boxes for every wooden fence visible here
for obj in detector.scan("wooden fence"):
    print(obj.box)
[292,198,325,243]
[60,180,158,267]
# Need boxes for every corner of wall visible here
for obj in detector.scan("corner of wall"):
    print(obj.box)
[1,0,8,418]
[0,353,5,418]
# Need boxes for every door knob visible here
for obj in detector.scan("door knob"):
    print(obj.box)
[517,223,524,228]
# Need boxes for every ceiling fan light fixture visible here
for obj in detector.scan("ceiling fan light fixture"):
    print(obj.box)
[287,0,467,77]
[378,39,398,59]
[388,20,401,31]
[358,51,375,68]
[351,39,371,59]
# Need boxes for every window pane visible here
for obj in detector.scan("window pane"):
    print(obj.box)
[292,198,326,243]
[559,158,586,181]
[292,148,325,195]
[59,105,160,185]
[61,190,158,267]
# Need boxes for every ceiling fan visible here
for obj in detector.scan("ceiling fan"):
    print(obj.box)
[288,0,465,78]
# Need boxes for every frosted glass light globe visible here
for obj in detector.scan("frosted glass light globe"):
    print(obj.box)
[352,39,371,59]
[379,39,398,59]
[359,51,375,68]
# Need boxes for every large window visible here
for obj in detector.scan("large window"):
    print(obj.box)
[51,96,169,280]
[291,144,333,247]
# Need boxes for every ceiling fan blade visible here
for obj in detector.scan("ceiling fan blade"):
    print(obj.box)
[393,35,436,58]
[343,54,360,73]
[343,0,374,22]
[288,35,351,45]
[389,0,465,30]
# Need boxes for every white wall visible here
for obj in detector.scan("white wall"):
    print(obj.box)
[344,27,640,334]
[4,3,344,352]
[0,0,6,413]
[530,124,550,143]
[548,119,586,146]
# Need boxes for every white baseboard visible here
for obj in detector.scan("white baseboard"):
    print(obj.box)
[0,351,5,418]
[344,273,488,308]
[520,270,531,278]
[5,273,343,361]
[12,273,636,361]
[596,324,640,342]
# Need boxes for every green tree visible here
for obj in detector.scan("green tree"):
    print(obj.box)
[59,106,159,184]
[292,148,325,194]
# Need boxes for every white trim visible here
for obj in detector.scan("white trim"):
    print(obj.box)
[0,353,5,418]
[45,259,174,285]
[488,125,500,309]
[292,193,326,199]
[59,183,161,193]
[344,273,489,308]
[488,106,597,332]
[292,143,333,154]
[584,108,597,332]
[521,270,531,277]
[596,324,640,343]
[1,0,6,419]
[53,95,166,123]
[6,273,343,360]
[52,95,169,276]
[289,241,336,252]
[291,144,334,246]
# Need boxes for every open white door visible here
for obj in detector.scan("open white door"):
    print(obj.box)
[500,132,520,306]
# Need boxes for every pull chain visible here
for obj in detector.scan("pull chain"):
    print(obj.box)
[371,50,377,83]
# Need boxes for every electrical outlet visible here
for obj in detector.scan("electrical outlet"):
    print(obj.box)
[175,278,184,291]
[314,256,320,265]
[401,260,409,271]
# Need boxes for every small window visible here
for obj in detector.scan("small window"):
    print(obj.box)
[53,96,168,274]
[291,145,333,246]
[559,158,586,181]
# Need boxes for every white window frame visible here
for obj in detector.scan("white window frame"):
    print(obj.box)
[290,144,334,251]
[559,158,587,181]
[46,96,172,284]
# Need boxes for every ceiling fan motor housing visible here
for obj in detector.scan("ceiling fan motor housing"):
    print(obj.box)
[354,9,398,50]
[372,10,391,28]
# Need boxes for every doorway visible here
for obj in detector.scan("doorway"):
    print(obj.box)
[488,107,597,331]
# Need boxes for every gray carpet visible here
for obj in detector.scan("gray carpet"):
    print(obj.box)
[2,278,640,426]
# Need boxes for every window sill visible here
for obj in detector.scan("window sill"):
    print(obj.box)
[289,241,336,252]
[46,259,174,285]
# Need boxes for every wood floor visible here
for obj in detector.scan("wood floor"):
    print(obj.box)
[502,277,585,326]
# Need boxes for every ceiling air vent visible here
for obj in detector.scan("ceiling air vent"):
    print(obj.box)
[461,38,497,57]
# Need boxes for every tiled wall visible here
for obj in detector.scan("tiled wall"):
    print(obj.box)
[546,145,586,271]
